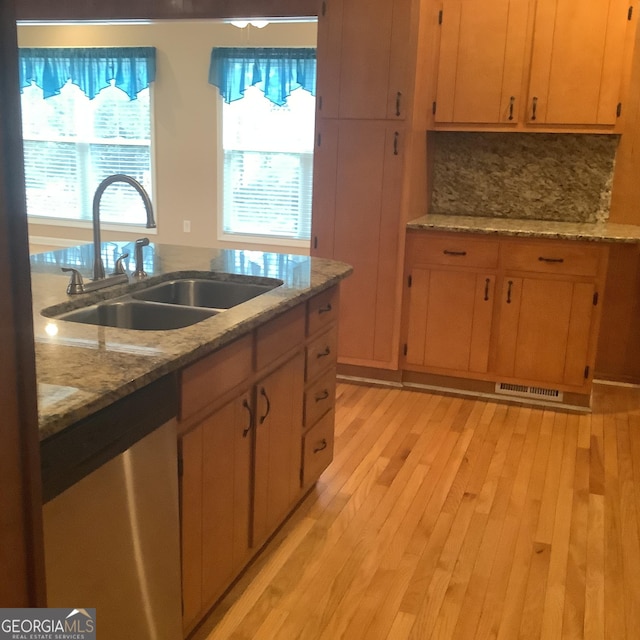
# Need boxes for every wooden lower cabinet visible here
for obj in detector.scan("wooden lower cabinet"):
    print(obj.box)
[402,232,609,394]
[180,392,252,631]
[178,287,341,634]
[253,352,305,546]
[405,267,494,373]
[494,276,596,387]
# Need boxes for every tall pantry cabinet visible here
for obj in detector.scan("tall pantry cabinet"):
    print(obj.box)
[312,0,422,369]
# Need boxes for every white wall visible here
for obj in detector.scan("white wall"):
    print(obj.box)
[18,20,317,254]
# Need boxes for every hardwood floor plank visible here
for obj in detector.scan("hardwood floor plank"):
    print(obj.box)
[584,494,605,640]
[198,383,640,640]
[603,411,626,640]
[562,446,590,639]
[539,412,578,640]
[616,415,640,640]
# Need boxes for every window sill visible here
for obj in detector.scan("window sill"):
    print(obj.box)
[218,232,310,250]
[28,216,158,235]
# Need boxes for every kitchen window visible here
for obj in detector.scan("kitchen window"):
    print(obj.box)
[209,47,316,243]
[18,47,156,227]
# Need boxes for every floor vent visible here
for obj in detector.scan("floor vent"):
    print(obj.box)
[495,382,563,402]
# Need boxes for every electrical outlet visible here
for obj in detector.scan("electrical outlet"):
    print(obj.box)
[183,220,191,233]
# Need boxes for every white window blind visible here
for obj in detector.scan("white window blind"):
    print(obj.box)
[21,81,152,225]
[222,86,315,241]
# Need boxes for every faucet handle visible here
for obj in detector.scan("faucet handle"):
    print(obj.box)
[62,267,85,295]
[112,252,129,275]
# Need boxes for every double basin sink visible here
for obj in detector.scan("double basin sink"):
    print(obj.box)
[46,276,283,331]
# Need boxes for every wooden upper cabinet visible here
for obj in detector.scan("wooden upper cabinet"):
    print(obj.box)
[435,0,529,124]
[527,0,631,126]
[316,0,412,120]
[431,0,637,130]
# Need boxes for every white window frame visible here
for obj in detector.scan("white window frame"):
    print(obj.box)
[216,89,314,250]
[22,81,158,235]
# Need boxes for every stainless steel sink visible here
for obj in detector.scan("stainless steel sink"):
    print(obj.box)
[55,300,217,331]
[45,273,282,331]
[132,278,282,309]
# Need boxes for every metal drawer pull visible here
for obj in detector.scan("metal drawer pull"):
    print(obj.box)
[396,91,402,117]
[538,256,564,263]
[318,303,332,314]
[507,280,513,304]
[531,96,538,121]
[259,387,271,424]
[393,131,399,156]
[508,96,515,121]
[484,278,490,301]
[443,250,467,257]
[317,346,331,358]
[313,439,328,454]
[315,390,329,402]
[242,399,254,437]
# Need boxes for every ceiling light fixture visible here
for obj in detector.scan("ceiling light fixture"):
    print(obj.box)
[229,19,269,29]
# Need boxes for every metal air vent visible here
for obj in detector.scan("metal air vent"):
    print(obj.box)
[495,382,563,402]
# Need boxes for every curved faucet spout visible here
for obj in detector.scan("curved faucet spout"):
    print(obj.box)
[92,174,156,280]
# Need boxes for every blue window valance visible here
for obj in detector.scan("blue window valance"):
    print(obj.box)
[208,47,316,106]
[18,47,156,100]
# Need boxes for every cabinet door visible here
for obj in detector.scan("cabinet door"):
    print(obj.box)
[253,352,305,545]
[316,0,412,119]
[405,267,495,373]
[494,276,595,387]
[200,393,252,606]
[312,120,404,366]
[180,391,253,629]
[434,0,529,124]
[527,0,630,125]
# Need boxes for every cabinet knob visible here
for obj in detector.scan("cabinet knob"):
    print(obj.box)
[315,389,330,402]
[318,303,332,314]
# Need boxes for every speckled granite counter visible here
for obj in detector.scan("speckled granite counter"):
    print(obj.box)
[407,214,640,243]
[31,242,352,440]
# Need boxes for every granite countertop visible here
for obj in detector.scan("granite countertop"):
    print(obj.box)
[31,242,352,440]
[407,214,640,243]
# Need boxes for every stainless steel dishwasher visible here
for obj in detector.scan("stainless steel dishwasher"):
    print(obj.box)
[43,418,182,640]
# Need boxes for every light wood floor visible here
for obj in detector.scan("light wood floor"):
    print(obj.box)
[195,382,640,640]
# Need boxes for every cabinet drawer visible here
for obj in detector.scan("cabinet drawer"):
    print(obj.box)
[302,410,335,487]
[181,335,252,422]
[501,240,603,277]
[408,233,500,269]
[306,328,338,382]
[307,286,339,336]
[256,304,305,372]
[304,368,336,428]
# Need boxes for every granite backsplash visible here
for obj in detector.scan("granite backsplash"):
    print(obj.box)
[430,132,619,223]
